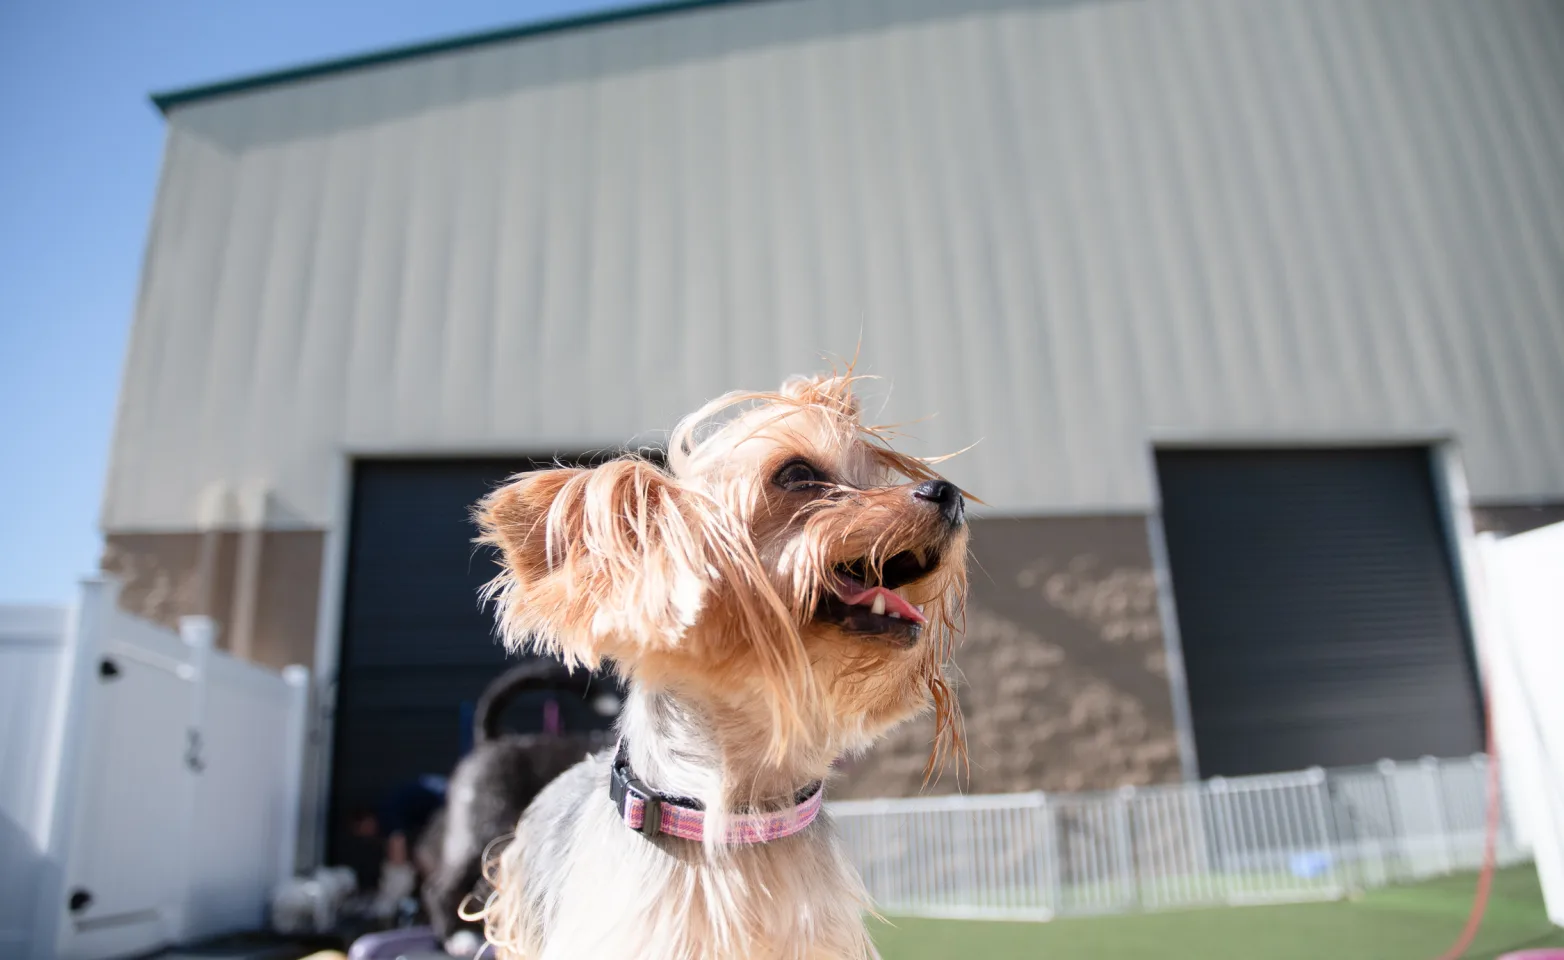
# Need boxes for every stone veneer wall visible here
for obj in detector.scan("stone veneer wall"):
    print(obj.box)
[101,530,324,671]
[1471,503,1564,539]
[834,515,1183,798]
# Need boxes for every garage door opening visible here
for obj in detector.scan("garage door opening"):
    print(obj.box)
[327,456,630,868]
[1155,447,1483,779]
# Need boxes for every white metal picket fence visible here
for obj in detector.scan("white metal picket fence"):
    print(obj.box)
[830,755,1525,921]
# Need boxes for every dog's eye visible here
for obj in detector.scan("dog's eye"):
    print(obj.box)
[774,459,828,492]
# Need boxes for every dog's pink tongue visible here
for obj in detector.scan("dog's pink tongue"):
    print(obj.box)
[836,585,927,624]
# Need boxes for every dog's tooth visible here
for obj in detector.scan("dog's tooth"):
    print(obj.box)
[888,611,901,620]
[871,594,886,616]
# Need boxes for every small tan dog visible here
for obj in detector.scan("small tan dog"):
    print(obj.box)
[474,373,969,959]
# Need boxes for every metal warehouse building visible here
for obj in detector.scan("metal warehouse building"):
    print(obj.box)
[105,0,1564,865]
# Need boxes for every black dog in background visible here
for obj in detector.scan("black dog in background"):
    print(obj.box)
[417,659,618,954]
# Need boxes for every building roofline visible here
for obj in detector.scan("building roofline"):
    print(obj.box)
[150,0,761,114]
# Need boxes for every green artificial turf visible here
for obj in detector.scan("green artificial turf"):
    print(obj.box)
[871,866,1563,960]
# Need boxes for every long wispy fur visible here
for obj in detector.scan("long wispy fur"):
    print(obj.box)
[472,372,970,959]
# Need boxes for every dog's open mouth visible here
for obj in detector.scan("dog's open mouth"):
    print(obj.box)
[814,548,939,644]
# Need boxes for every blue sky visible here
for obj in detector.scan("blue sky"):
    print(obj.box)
[0,0,626,604]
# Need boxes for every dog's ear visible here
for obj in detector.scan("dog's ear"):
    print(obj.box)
[475,459,715,667]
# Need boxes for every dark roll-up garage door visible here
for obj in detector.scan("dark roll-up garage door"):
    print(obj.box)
[327,458,621,866]
[1155,448,1483,779]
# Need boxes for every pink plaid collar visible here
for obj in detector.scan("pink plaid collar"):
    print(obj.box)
[608,741,824,844]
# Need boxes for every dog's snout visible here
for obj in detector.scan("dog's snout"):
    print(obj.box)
[912,479,964,525]
[913,479,957,505]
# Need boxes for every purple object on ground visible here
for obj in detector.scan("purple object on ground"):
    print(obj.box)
[1497,951,1564,960]
[348,925,442,960]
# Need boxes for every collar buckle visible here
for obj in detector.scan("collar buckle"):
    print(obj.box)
[609,741,662,837]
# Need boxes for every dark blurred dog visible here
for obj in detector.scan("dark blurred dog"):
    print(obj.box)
[418,659,617,955]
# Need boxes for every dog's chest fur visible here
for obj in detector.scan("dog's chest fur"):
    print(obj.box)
[496,753,876,960]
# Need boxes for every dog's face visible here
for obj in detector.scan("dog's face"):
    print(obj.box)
[476,374,968,769]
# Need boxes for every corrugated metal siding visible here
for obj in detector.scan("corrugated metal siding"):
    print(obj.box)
[105,0,1564,530]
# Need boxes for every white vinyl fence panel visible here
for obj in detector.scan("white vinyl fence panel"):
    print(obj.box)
[832,755,1522,921]
[1480,522,1564,926]
[0,578,310,960]
[59,596,200,960]
[0,606,70,956]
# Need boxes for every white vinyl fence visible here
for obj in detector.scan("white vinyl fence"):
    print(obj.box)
[1479,522,1564,926]
[0,578,310,960]
[831,755,1524,921]
[1,606,71,957]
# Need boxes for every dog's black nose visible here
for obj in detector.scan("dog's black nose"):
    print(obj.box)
[913,479,964,525]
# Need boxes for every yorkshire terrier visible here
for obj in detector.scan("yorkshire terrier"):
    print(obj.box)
[473,374,969,959]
